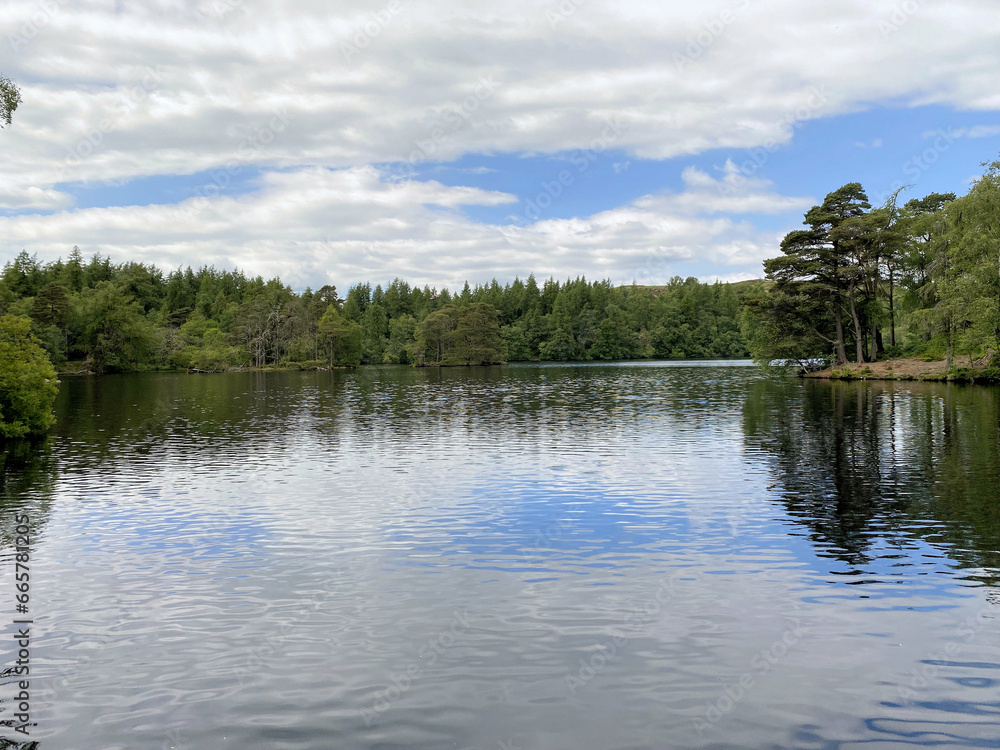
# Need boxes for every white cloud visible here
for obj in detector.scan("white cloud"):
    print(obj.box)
[938,125,1000,140]
[1,0,996,281]
[433,165,497,175]
[3,0,999,199]
[0,185,74,211]
[0,164,808,289]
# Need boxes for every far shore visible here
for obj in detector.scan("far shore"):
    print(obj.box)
[55,358,754,377]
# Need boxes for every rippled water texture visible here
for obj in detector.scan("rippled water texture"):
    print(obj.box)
[2,362,999,749]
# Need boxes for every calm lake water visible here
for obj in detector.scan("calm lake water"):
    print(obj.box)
[2,361,999,750]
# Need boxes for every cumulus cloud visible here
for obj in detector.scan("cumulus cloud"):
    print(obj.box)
[0,164,809,289]
[0,184,74,211]
[1,0,996,280]
[3,0,999,192]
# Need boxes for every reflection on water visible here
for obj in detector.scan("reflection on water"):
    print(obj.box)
[0,364,997,749]
[744,378,1000,577]
[743,377,1000,749]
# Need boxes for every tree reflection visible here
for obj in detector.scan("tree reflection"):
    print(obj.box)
[0,437,55,548]
[743,378,1000,578]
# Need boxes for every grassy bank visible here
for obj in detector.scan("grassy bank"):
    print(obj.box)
[804,356,1000,384]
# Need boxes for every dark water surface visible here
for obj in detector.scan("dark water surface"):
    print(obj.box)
[2,362,999,749]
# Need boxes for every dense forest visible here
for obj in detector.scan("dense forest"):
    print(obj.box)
[0,252,748,374]
[743,156,1000,376]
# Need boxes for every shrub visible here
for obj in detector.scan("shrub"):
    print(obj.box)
[0,315,59,438]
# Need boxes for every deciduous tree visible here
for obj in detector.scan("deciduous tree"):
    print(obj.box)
[0,315,58,438]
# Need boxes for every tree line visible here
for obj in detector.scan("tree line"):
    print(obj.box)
[742,155,1000,375]
[0,249,749,375]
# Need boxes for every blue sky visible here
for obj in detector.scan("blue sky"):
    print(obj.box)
[50,104,999,226]
[2,0,999,290]
[426,105,1000,229]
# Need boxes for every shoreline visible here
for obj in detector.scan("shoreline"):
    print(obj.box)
[803,356,999,384]
[55,357,755,377]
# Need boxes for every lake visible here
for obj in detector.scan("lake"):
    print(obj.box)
[2,361,999,749]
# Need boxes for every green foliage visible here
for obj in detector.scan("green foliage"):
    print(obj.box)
[444,303,505,366]
[502,324,531,362]
[751,155,1000,371]
[413,303,505,366]
[0,315,58,438]
[0,74,21,128]
[978,353,1000,383]
[740,285,830,367]
[30,322,68,366]
[2,251,45,297]
[363,303,388,363]
[318,305,363,366]
[414,308,454,365]
[170,328,240,370]
[590,304,639,360]
[31,282,71,327]
[78,282,160,373]
[538,310,581,361]
[1,250,753,373]
[384,314,417,364]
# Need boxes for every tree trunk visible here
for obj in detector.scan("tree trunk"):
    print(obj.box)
[869,319,878,360]
[888,266,896,347]
[848,287,865,363]
[833,299,848,365]
[996,239,1000,350]
[945,314,954,371]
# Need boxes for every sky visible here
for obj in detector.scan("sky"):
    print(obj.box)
[1,0,999,292]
